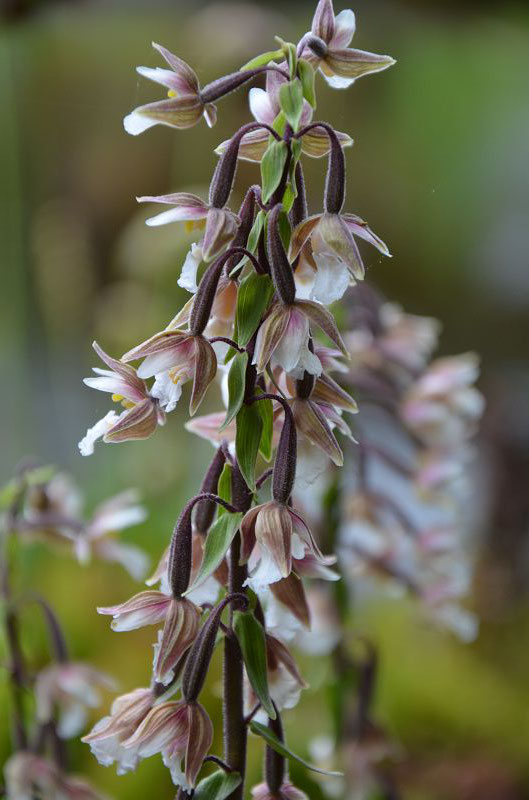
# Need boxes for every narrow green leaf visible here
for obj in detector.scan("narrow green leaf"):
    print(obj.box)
[234,611,275,719]
[194,769,242,800]
[185,511,243,595]
[279,79,304,131]
[0,479,19,510]
[282,183,296,214]
[240,49,283,71]
[298,59,316,108]
[272,111,287,137]
[222,352,248,430]
[257,396,274,462]
[261,140,288,204]
[250,721,343,777]
[229,211,265,279]
[236,272,275,348]
[235,403,263,491]
[217,463,232,517]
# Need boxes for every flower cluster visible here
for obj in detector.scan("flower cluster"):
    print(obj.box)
[61,0,483,797]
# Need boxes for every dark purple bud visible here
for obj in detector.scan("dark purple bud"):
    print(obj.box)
[324,126,346,215]
[189,255,226,336]
[267,204,296,306]
[257,229,271,276]
[200,66,288,104]
[168,501,194,598]
[231,460,253,514]
[194,448,227,536]
[225,187,258,278]
[306,35,328,59]
[182,593,248,703]
[265,709,286,793]
[290,162,308,230]
[190,247,263,335]
[272,403,297,504]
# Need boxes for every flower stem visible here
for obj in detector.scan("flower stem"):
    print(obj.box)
[223,464,252,799]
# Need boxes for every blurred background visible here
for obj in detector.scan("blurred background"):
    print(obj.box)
[1,0,529,798]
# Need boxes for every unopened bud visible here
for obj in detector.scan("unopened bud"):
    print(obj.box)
[168,501,194,598]
[272,404,297,504]
[324,125,346,215]
[225,187,258,278]
[194,448,227,536]
[182,593,248,703]
[267,205,296,305]
[290,162,308,230]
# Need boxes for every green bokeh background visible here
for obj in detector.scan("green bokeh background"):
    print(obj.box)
[1,1,529,798]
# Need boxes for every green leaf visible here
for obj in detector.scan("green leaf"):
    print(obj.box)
[272,111,287,137]
[235,403,263,491]
[222,352,248,429]
[279,79,304,131]
[298,59,316,108]
[275,37,297,78]
[0,479,19,510]
[234,611,275,719]
[194,770,242,800]
[240,49,283,71]
[185,511,243,595]
[261,140,289,204]
[229,211,265,279]
[236,272,275,348]
[257,396,274,462]
[250,721,344,777]
[217,463,232,516]
[282,183,296,214]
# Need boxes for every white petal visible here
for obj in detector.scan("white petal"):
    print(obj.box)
[331,9,356,49]
[249,87,276,124]
[178,243,202,293]
[151,371,183,412]
[78,411,119,456]
[322,72,356,89]
[124,110,158,136]
[57,702,87,739]
[311,254,351,304]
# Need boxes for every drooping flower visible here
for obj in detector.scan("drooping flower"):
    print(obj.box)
[301,0,395,89]
[120,700,213,789]
[124,43,217,135]
[79,341,166,456]
[241,501,332,589]
[215,66,352,162]
[82,687,157,775]
[4,752,108,800]
[98,590,201,685]
[73,489,149,580]
[290,210,390,285]
[401,353,484,445]
[121,326,217,416]
[35,662,116,739]
[254,299,347,378]
[137,191,238,262]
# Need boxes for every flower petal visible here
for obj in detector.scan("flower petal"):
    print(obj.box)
[288,215,322,262]
[295,300,348,356]
[185,703,213,787]
[97,591,170,632]
[190,336,217,416]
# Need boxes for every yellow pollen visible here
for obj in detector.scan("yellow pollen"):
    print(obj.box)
[122,400,135,409]
[112,394,124,403]
[167,89,177,98]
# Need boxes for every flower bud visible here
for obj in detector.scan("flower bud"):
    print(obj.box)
[267,205,296,306]
[194,447,227,536]
[189,254,227,336]
[324,125,346,215]
[265,710,286,793]
[168,501,194,597]
[201,68,267,104]
[272,404,297,505]
[226,186,258,278]
[290,162,308,231]
[182,594,247,703]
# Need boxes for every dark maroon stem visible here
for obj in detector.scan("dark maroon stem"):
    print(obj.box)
[223,463,253,800]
